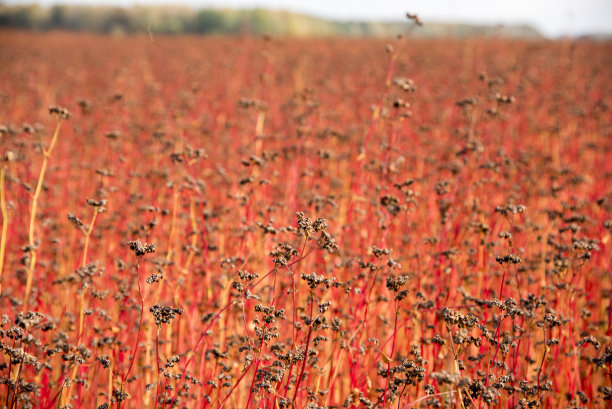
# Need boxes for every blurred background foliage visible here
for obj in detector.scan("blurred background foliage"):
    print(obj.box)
[0,3,542,37]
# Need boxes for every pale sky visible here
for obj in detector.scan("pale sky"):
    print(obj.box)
[5,0,612,37]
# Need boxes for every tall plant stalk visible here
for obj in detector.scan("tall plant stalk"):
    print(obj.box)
[24,109,68,309]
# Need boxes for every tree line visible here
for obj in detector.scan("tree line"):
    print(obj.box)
[0,4,408,36]
[0,4,542,38]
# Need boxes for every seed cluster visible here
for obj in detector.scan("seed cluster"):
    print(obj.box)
[149,304,184,327]
[127,239,157,258]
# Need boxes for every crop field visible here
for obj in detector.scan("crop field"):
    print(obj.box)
[0,31,611,408]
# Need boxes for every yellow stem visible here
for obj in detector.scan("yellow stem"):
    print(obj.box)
[76,209,98,343]
[255,110,265,136]
[28,120,62,245]
[0,166,8,295]
[65,208,99,406]
[166,189,179,262]
[82,210,98,268]
[24,119,62,309]
[183,196,198,272]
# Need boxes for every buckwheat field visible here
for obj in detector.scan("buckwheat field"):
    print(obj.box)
[0,31,611,408]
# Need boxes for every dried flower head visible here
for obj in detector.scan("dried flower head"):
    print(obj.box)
[127,239,156,258]
[49,105,71,119]
[150,304,183,326]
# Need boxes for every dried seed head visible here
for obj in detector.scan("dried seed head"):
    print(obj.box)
[127,239,156,258]
[393,77,416,92]
[105,130,121,140]
[495,254,522,265]
[49,106,70,119]
[97,355,111,369]
[67,214,84,229]
[150,304,183,326]
[77,99,92,114]
[86,198,106,207]
[406,12,423,26]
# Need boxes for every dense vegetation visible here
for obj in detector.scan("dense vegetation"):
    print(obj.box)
[0,31,610,408]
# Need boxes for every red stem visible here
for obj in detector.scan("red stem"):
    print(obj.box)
[122,260,145,383]
[382,299,399,409]
[171,241,317,407]
[218,361,255,408]
[292,294,315,406]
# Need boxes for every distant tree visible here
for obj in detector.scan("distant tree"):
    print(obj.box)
[101,8,133,34]
[48,5,67,30]
[2,5,44,29]
[194,10,226,34]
